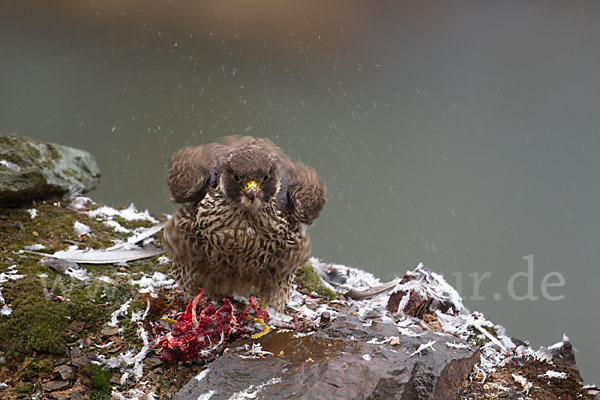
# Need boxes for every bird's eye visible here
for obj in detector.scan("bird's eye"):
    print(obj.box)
[263,174,269,181]
[233,173,241,182]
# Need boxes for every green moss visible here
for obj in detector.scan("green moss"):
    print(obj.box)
[0,291,69,359]
[18,368,37,380]
[16,383,34,394]
[113,215,155,230]
[84,364,113,399]
[294,264,337,300]
[0,267,109,360]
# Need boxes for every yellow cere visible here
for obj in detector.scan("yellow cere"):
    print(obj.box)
[244,180,260,192]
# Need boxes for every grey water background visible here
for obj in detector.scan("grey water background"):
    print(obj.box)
[2,0,599,383]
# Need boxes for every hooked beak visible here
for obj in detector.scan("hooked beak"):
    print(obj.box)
[243,180,261,203]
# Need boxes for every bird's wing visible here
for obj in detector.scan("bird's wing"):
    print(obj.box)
[167,142,229,203]
[284,161,327,225]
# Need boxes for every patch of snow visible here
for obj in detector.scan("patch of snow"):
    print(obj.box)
[362,354,371,361]
[27,208,37,219]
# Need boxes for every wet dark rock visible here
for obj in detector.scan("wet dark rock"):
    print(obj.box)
[49,391,70,400]
[550,339,582,383]
[100,324,120,337]
[69,321,85,333]
[56,364,74,381]
[110,373,122,385]
[70,352,91,367]
[176,315,479,400]
[42,380,70,392]
[145,356,163,369]
[70,393,84,400]
[0,134,100,206]
[68,347,82,359]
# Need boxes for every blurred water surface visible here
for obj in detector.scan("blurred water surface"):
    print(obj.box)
[2,0,600,383]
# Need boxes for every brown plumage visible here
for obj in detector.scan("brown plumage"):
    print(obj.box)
[164,136,326,310]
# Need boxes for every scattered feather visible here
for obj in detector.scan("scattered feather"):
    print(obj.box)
[538,370,568,380]
[68,196,92,210]
[446,341,471,350]
[410,340,437,357]
[0,265,26,316]
[88,203,158,223]
[65,264,88,281]
[105,219,131,233]
[131,272,175,293]
[197,391,215,400]
[107,223,165,251]
[512,373,532,394]
[157,256,171,265]
[196,369,211,382]
[228,377,282,400]
[96,275,115,284]
[109,299,132,327]
[24,243,45,251]
[32,246,164,264]
[74,221,91,236]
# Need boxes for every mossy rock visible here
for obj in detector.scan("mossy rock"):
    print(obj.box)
[0,133,100,206]
[294,264,337,300]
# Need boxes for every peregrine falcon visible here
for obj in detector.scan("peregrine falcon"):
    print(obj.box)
[163,136,326,310]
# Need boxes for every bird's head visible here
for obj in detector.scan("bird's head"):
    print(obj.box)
[222,145,278,210]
